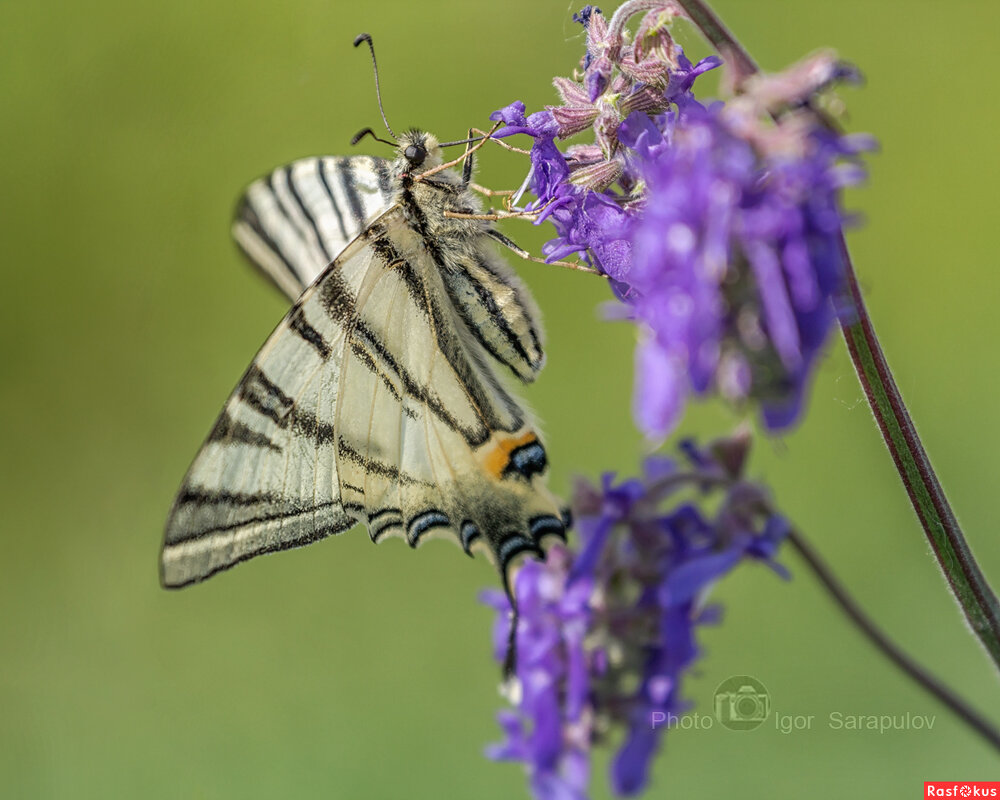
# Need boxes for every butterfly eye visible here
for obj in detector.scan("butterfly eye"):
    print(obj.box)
[404,144,426,166]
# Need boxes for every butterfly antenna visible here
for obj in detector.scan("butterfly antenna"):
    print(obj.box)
[353,33,397,140]
[350,127,396,148]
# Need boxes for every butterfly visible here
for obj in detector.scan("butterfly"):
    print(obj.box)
[159,129,568,602]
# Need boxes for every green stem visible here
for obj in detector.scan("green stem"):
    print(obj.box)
[670,0,1000,669]
[838,236,1000,666]
[788,528,1000,753]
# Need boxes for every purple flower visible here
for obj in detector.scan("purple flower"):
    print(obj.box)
[626,100,872,435]
[491,6,719,276]
[482,546,593,800]
[489,4,872,439]
[485,432,789,798]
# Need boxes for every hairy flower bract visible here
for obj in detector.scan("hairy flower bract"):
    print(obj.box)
[492,3,873,438]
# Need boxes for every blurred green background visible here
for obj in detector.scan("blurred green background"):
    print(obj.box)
[2,0,999,796]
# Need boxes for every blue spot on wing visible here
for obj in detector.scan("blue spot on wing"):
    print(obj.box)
[497,533,539,572]
[504,442,548,479]
[407,510,451,546]
[369,507,403,542]
[460,521,481,555]
[529,515,566,542]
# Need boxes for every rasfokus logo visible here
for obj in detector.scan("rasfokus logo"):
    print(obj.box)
[925,783,1000,797]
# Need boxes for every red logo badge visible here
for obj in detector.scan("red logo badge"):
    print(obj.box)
[925,783,1000,798]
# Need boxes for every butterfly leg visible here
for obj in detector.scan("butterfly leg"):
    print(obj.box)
[467,183,516,204]
[462,128,475,187]
[470,127,531,155]
[445,193,568,223]
[484,228,601,275]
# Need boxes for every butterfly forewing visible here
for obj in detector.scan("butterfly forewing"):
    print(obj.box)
[161,218,390,586]
[233,155,395,301]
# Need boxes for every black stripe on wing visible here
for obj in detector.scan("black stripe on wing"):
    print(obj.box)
[284,164,333,263]
[335,156,368,224]
[207,411,281,452]
[460,521,481,555]
[347,332,418,419]
[234,196,310,295]
[361,222,525,438]
[317,265,356,323]
[337,437,431,488]
[440,251,544,382]
[238,365,295,426]
[528,514,567,543]
[316,159,351,241]
[368,506,405,542]
[265,171,321,268]
[288,306,333,360]
[497,533,543,595]
[176,488,281,508]
[289,408,334,447]
[161,501,357,588]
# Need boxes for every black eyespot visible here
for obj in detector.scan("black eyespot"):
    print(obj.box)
[404,143,426,166]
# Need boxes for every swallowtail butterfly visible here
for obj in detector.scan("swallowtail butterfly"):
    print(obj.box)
[160,127,567,600]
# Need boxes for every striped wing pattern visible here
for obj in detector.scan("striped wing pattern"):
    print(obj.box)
[232,155,546,384]
[162,159,565,590]
[232,155,394,302]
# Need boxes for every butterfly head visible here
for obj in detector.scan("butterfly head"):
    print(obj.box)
[397,130,442,172]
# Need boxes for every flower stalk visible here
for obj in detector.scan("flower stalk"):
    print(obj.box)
[665,0,757,84]
[837,236,1000,667]
[787,527,1000,753]
[671,0,1000,670]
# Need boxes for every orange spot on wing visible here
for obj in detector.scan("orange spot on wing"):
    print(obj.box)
[483,431,537,480]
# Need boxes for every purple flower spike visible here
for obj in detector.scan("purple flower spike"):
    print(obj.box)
[489,3,870,439]
[485,546,594,800]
